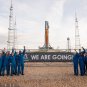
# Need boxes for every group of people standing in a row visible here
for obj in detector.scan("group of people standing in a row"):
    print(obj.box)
[0,46,26,76]
[73,47,87,76]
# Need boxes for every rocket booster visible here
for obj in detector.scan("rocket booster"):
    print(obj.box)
[45,21,49,48]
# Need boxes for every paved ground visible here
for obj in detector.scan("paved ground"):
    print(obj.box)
[0,62,87,87]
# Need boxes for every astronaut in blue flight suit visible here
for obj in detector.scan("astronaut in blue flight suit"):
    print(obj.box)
[14,51,17,74]
[15,52,20,75]
[1,51,6,76]
[6,51,10,76]
[10,52,16,76]
[83,52,87,74]
[78,47,85,76]
[73,50,79,76]
[84,53,86,72]
[85,53,87,73]
[13,51,17,75]
[10,48,17,75]
[4,52,10,75]
[79,52,85,76]
[19,46,26,75]
[0,53,2,76]
[81,47,86,74]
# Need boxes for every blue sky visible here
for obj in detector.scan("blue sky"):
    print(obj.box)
[0,0,87,49]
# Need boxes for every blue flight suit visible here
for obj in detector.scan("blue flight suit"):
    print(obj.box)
[9,54,16,76]
[0,55,2,75]
[19,49,25,75]
[15,54,21,75]
[14,52,17,74]
[19,53,24,75]
[84,56,87,73]
[6,55,10,75]
[12,48,14,53]
[13,52,16,75]
[79,55,85,76]
[1,52,6,76]
[86,56,87,73]
[79,48,86,75]
[73,53,79,75]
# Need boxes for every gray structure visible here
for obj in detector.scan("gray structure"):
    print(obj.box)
[7,0,16,50]
[75,12,81,50]
[67,37,71,52]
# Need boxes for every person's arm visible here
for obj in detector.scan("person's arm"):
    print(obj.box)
[82,47,85,54]
[23,46,26,55]
[12,47,14,53]
[74,49,78,53]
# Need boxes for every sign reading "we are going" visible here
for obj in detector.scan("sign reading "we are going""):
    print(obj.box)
[26,52,74,62]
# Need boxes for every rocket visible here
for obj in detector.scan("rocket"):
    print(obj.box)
[45,21,49,48]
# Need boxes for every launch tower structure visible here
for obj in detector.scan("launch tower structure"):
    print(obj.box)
[7,0,16,50]
[75,12,81,50]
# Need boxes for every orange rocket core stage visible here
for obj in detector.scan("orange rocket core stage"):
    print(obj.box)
[45,21,49,48]
[39,21,52,50]
[45,28,49,48]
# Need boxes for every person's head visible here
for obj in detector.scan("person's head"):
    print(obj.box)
[80,52,82,56]
[6,52,8,56]
[24,46,25,49]
[0,53,2,57]
[19,50,21,54]
[79,49,81,53]
[17,52,19,55]
[6,51,10,56]
[11,52,14,56]
[2,51,5,55]
[80,52,84,57]
[8,51,10,55]
[85,53,87,57]
[84,53,86,57]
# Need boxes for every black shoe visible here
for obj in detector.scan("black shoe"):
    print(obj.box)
[14,73,16,75]
[11,74,13,76]
[74,74,78,76]
[81,74,84,76]
[2,74,4,76]
[7,74,10,76]
[17,74,19,76]
[22,73,24,75]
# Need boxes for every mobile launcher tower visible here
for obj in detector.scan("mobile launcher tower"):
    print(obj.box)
[75,12,81,50]
[7,0,17,50]
[39,21,53,50]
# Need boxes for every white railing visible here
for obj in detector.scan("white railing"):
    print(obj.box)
[0,49,81,53]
